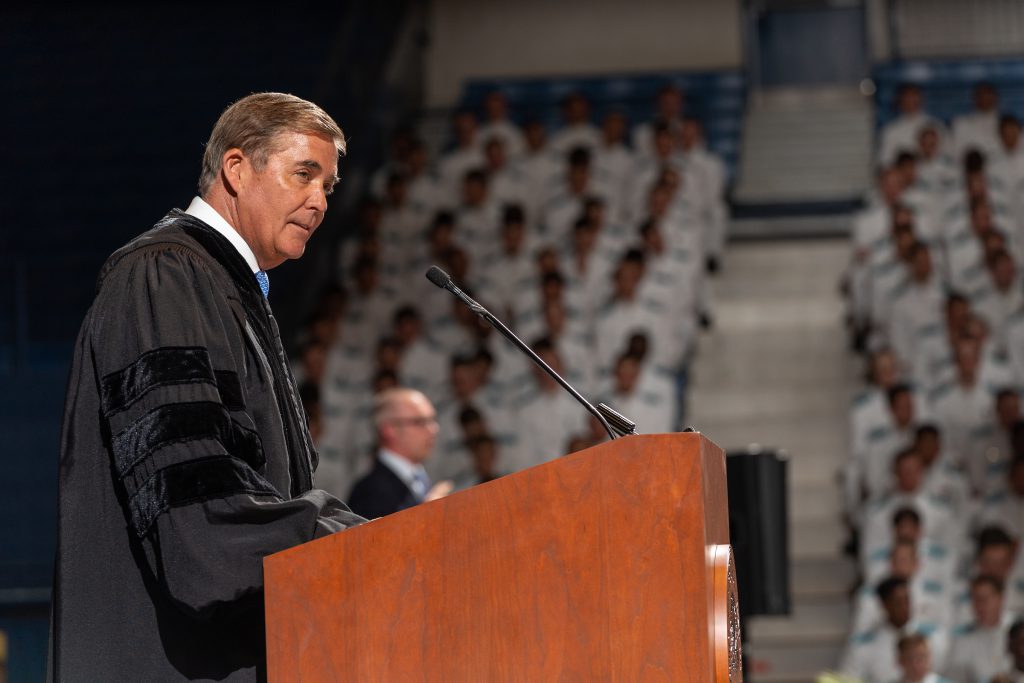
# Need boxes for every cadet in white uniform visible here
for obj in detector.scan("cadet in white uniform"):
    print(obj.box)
[943,575,1014,683]
[507,338,589,471]
[975,456,1024,539]
[840,578,949,683]
[879,84,947,168]
[438,109,486,205]
[952,83,1002,162]
[894,633,956,683]
[889,243,946,371]
[477,90,526,159]
[631,84,684,159]
[481,137,530,217]
[602,351,676,435]
[516,120,563,228]
[548,92,602,157]
[593,110,636,210]
[931,339,997,466]
[679,117,729,270]
[851,543,955,633]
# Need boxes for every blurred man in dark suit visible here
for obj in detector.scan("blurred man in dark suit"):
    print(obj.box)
[347,388,451,518]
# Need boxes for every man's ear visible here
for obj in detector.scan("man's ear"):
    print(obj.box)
[220,148,246,196]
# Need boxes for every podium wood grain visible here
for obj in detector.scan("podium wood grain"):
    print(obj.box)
[265,433,730,682]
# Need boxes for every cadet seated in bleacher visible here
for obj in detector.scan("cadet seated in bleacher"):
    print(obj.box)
[452,434,508,491]
[952,82,1002,163]
[455,168,502,265]
[975,454,1024,541]
[862,447,960,566]
[541,147,616,246]
[593,109,635,209]
[974,249,1022,354]
[840,577,949,683]
[477,204,536,321]
[477,90,526,159]
[517,119,562,226]
[632,83,684,160]
[401,139,444,218]
[438,108,485,204]
[505,337,588,472]
[628,121,683,221]
[879,83,948,169]
[944,574,1014,683]
[914,425,971,516]
[862,507,955,586]
[560,213,617,325]
[915,125,958,197]
[850,384,920,509]
[679,115,729,273]
[895,633,956,683]
[601,350,675,435]
[888,242,946,373]
[482,137,529,220]
[393,305,448,400]
[548,91,601,157]
[962,527,1024,619]
[852,540,954,634]
[595,249,677,378]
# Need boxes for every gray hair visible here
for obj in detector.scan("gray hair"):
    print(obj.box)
[198,92,346,196]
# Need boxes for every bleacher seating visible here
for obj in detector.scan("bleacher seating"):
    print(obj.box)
[837,59,1024,682]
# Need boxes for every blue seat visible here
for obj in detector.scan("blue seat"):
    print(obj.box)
[874,57,1024,129]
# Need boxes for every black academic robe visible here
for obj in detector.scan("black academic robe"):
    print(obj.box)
[48,211,365,682]
[346,458,421,519]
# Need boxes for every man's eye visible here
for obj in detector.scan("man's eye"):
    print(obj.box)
[296,171,310,181]
[324,184,335,196]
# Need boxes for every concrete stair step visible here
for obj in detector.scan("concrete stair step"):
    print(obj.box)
[746,639,844,678]
[791,556,857,598]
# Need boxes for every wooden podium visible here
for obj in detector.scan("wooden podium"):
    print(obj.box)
[264,433,742,682]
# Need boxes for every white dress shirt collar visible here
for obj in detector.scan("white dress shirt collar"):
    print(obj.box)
[378,448,428,495]
[184,196,260,274]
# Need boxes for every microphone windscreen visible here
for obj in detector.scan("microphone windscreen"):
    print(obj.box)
[425,266,451,289]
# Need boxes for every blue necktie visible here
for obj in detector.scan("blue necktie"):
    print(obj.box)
[414,470,432,501]
[255,270,270,298]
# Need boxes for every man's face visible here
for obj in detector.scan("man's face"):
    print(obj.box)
[884,585,911,628]
[894,518,921,544]
[971,582,1003,627]
[234,132,337,270]
[603,113,627,144]
[976,86,998,112]
[614,356,641,394]
[891,545,918,579]
[979,545,1016,581]
[1001,121,1021,151]
[891,392,914,428]
[894,455,924,493]
[381,393,438,464]
[872,351,898,388]
[898,641,931,682]
[898,88,922,114]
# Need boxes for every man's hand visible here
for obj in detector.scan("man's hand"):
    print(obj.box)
[425,480,454,502]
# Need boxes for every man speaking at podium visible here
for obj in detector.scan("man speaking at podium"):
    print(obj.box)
[48,93,365,681]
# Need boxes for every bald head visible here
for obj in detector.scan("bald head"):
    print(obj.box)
[374,388,438,463]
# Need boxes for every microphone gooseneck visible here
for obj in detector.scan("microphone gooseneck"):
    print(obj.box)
[425,266,635,441]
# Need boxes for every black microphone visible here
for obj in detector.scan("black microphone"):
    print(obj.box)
[425,266,635,441]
